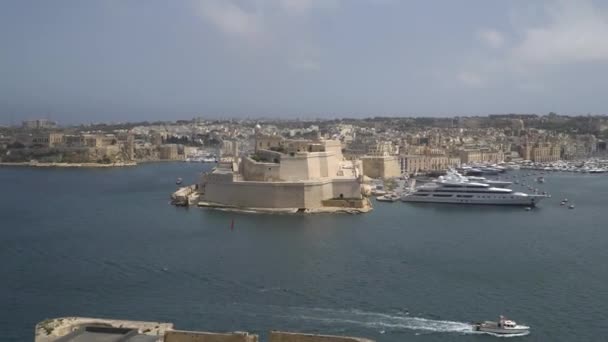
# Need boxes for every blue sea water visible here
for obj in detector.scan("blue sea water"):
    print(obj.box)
[1,163,607,341]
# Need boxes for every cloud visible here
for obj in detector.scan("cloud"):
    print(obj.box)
[511,1,608,65]
[288,59,321,71]
[279,0,340,14]
[477,29,504,49]
[288,44,321,71]
[458,1,608,88]
[457,71,484,87]
[197,1,265,43]
[518,82,545,93]
[196,0,334,70]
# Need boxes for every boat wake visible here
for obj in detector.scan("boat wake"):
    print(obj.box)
[278,307,474,334]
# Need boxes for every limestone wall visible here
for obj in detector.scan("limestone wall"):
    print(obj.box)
[35,317,173,342]
[279,152,337,181]
[323,140,344,160]
[255,135,283,152]
[242,157,281,181]
[326,154,338,178]
[35,318,374,342]
[318,155,329,178]
[306,154,322,179]
[270,331,374,342]
[165,330,258,342]
[201,178,360,209]
[203,179,308,208]
[302,181,333,208]
[280,156,309,181]
[322,198,366,208]
[256,149,282,163]
[331,178,362,199]
[361,156,400,178]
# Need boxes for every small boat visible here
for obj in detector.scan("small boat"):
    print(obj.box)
[569,204,575,209]
[371,189,387,196]
[376,193,400,202]
[536,176,545,183]
[563,198,568,202]
[560,201,565,206]
[472,316,530,335]
[176,177,183,185]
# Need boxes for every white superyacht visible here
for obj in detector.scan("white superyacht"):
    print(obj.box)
[401,171,546,206]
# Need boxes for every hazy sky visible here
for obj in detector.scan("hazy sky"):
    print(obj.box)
[2,0,608,124]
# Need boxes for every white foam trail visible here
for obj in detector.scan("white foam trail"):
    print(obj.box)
[282,307,474,334]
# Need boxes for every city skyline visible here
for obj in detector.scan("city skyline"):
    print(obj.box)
[2,0,608,124]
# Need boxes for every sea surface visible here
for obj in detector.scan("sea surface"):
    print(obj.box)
[1,163,607,342]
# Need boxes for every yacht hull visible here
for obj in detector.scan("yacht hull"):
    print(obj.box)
[473,322,530,335]
[476,327,529,334]
[401,195,544,206]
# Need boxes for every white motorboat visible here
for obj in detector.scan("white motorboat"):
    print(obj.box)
[376,193,400,202]
[472,316,530,335]
[202,156,217,163]
[371,189,387,196]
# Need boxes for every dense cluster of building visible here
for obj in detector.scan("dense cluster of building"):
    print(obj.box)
[1,114,607,176]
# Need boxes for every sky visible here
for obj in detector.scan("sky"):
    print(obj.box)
[1,0,608,124]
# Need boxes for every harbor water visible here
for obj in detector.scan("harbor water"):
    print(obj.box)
[1,163,607,341]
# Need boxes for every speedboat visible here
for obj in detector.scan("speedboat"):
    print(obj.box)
[472,316,530,335]
[176,177,183,185]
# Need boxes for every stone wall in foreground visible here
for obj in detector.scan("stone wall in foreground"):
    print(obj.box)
[35,317,375,342]
[165,330,258,342]
[270,331,374,342]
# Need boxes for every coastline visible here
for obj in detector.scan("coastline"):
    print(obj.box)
[0,161,137,168]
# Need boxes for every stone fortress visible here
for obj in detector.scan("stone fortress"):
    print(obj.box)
[196,133,370,213]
